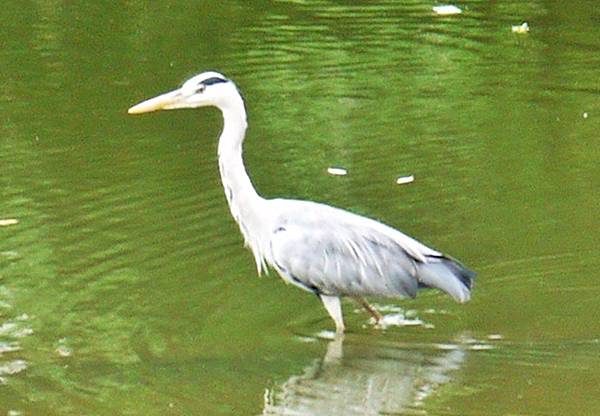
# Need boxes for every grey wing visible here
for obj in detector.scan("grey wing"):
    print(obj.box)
[271,204,418,297]
[267,200,474,302]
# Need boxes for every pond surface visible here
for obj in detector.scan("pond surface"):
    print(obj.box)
[1,1,599,415]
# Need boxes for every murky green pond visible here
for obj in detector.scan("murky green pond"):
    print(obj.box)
[1,1,599,415]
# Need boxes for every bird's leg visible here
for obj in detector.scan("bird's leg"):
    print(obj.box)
[319,294,345,334]
[353,297,383,325]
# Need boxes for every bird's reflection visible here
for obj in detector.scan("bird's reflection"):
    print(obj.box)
[262,334,467,415]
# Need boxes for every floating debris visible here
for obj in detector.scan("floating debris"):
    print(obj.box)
[583,112,589,119]
[432,5,462,15]
[0,323,17,336]
[487,334,504,340]
[435,343,459,350]
[405,309,418,318]
[15,314,30,322]
[469,343,495,351]
[0,342,21,354]
[55,338,73,357]
[327,167,347,176]
[511,22,529,34]
[0,321,33,338]
[372,313,424,329]
[0,359,27,376]
[0,219,19,227]
[396,175,415,185]
[56,345,72,358]
[424,308,450,315]
[295,336,317,344]
[315,330,338,340]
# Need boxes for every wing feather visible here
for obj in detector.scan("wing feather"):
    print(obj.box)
[267,199,430,298]
[265,199,474,302]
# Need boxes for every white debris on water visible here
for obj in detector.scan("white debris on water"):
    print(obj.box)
[583,112,589,119]
[1,251,19,259]
[315,330,337,340]
[0,342,21,354]
[432,5,462,15]
[396,175,415,185]
[487,334,504,340]
[470,343,495,351]
[56,338,73,357]
[0,360,27,376]
[15,314,30,322]
[327,167,347,176]
[435,343,459,350]
[511,22,530,34]
[295,336,317,343]
[371,313,425,329]
[424,308,450,315]
[0,219,19,227]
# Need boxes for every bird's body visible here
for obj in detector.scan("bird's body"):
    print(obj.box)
[129,71,475,333]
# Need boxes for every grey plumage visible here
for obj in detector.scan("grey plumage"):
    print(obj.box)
[128,71,475,333]
[269,199,473,302]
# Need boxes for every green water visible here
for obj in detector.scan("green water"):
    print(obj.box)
[1,1,599,415]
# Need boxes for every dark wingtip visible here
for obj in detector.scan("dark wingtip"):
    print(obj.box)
[425,254,476,289]
[443,257,476,290]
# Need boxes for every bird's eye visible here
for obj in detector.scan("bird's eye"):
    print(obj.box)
[196,84,206,93]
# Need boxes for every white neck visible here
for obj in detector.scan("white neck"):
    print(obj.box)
[216,95,269,273]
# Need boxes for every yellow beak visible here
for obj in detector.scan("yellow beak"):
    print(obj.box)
[128,89,182,114]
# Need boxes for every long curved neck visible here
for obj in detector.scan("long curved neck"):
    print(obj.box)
[217,99,260,208]
[216,95,268,272]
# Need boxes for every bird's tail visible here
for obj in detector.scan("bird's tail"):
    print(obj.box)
[417,256,475,303]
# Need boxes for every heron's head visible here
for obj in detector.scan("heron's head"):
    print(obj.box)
[128,71,240,114]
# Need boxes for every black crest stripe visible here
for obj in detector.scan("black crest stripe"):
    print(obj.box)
[202,77,228,86]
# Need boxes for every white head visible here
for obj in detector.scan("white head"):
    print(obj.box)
[128,71,242,114]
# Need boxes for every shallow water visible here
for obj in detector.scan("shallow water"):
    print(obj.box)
[1,1,599,415]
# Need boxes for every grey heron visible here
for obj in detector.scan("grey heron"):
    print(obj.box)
[128,71,475,333]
